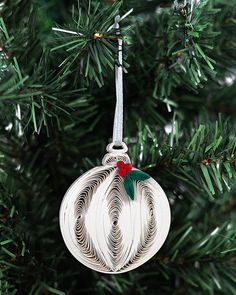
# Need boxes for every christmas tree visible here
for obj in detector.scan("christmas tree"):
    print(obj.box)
[1,0,236,294]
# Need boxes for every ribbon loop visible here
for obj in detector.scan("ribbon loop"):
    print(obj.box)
[112,15,123,145]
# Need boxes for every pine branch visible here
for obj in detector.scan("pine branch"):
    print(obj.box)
[213,0,236,73]
[152,0,219,106]
[128,113,236,199]
[51,0,131,87]
[0,180,31,294]
[0,17,97,136]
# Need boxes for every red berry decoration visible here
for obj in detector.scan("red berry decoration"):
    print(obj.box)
[118,168,127,177]
[125,163,132,171]
[116,160,150,199]
[117,160,125,169]
[116,160,133,177]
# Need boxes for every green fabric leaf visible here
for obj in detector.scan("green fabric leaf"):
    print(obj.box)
[127,170,150,181]
[123,174,134,200]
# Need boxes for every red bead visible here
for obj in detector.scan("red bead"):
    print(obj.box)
[125,163,132,171]
[118,168,126,177]
[117,160,125,169]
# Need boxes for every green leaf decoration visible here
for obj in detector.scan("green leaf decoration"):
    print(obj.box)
[127,170,151,181]
[123,174,134,200]
[123,170,150,200]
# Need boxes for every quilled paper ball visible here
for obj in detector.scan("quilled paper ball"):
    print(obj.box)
[59,143,171,273]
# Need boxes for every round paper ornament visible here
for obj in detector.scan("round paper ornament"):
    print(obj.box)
[60,142,171,274]
[57,13,171,274]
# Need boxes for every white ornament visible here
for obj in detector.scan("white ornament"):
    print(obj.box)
[58,14,170,274]
[59,143,171,274]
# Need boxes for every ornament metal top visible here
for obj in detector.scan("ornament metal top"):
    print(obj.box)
[57,12,170,274]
